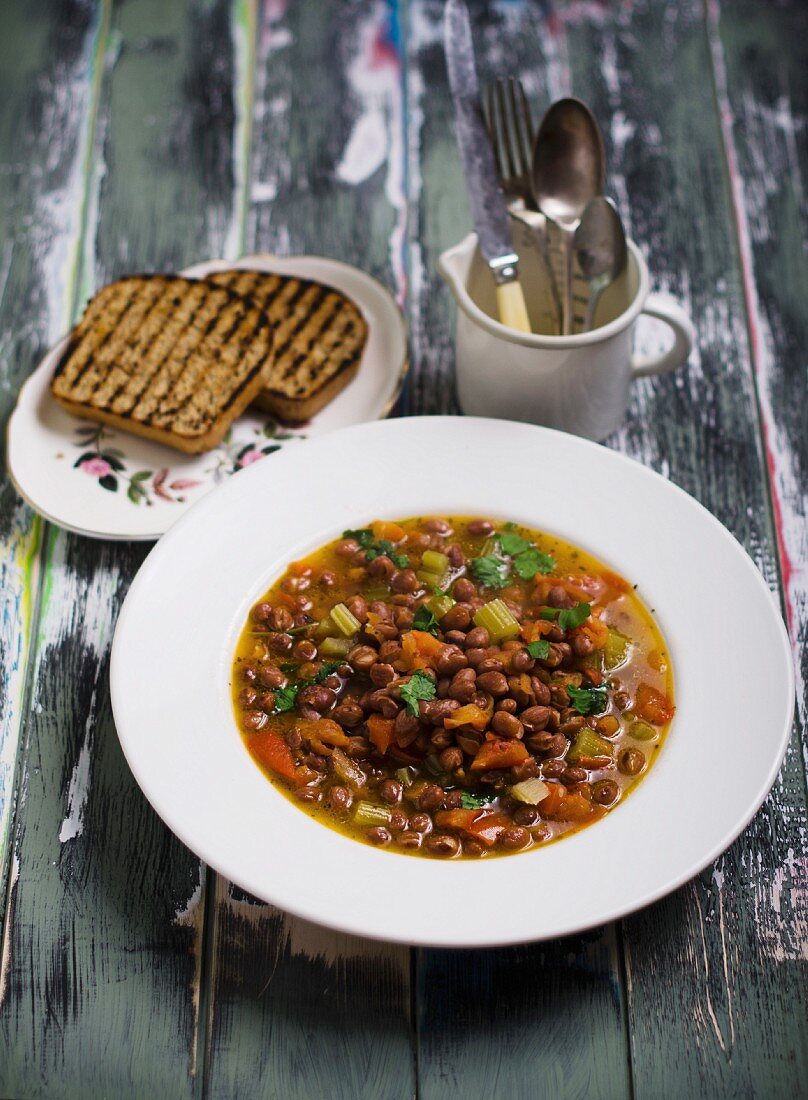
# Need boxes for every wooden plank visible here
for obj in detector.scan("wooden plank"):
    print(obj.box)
[406,6,630,1098]
[557,1,808,1096]
[0,2,247,1095]
[0,0,103,917]
[203,5,415,1097]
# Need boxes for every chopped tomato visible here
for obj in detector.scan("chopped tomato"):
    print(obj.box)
[634,683,675,725]
[539,782,604,823]
[444,701,493,731]
[371,520,406,543]
[470,738,530,772]
[397,630,446,671]
[573,612,609,650]
[435,809,512,847]
[521,619,556,643]
[250,730,304,784]
[366,714,395,754]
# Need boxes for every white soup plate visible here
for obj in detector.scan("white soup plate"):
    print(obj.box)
[110,417,794,946]
[7,254,407,540]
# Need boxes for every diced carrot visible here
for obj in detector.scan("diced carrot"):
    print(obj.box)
[367,714,395,754]
[520,619,555,643]
[539,783,605,823]
[634,683,675,725]
[444,701,493,731]
[397,630,446,671]
[371,520,406,543]
[574,613,609,649]
[250,730,303,784]
[435,809,512,847]
[470,738,530,772]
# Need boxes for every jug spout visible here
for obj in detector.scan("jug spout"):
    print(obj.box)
[436,233,478,310]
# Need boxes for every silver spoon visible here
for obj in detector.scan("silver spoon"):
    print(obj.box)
[574,197,627,333]
[531,98,605,335]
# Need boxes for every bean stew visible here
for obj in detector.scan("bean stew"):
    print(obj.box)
[231,517,674,859]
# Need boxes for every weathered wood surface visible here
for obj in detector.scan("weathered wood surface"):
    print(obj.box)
[0,0,804,1097]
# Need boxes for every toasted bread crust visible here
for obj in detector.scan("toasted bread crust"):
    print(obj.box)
[205,270,367,417]
[51,275,274,452]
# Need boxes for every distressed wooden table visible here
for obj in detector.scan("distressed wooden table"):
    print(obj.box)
[0,2,805,1097]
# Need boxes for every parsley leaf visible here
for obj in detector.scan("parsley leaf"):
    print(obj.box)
[314,660,343,683]
[527,639,551,659]
[365,538,409,569]
[557,602,591,630]
[567,683,608,715]
[273,683,300,713]
[471,554,508,589]
[400,670,437,716]
[460,790,496,810]
[343,528,373,548]
[539,607,561,621]
[498,528,531,556]
[412,606,439,635]
[513,547,555,579]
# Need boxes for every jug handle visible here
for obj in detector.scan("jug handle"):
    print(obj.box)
[631,295,694,378]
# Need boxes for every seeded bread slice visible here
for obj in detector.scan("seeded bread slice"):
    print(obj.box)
[50,275,274,454]
[204,269,368,421]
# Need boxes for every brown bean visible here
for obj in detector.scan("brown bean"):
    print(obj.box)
[448,668,477,703]
[572,633,595,657]
[238,686,257,707]
[266,631,293,653]
[476,670,509,696]
[281,574,309,594]
[499,826,529,850]
[366,826,392,846]
[335,538,359,558]
[377,640,403,662]
[465,647,487,668]
[293,639,317,662]
[257,691,276,714]
[344,595,369,622]
[436,677,451,699]
[346,735,371,757]
[510,648,535,673]
[476,656,505,675]
[619,748,646,776]
[367,689,400,718]
[410,813,433,834]
[592,780,619,806]
[295,786,322,804]
[466,519,493,536]
[294,594,314,614]
[241,710,268,731]
[530,677,551,705]
[453,578,477,602]
[491,711,524,739]
[394,608,415,630]
[456,731,482,756]
[420,698,461,724]
[439,747,464,771]
[542,760,566,779]
[446,543,465,568]
[613,690,631,710]
[368,555,397,581]
[372,620,400,641]
[398,831,422,849]
[547,585,575,609]
[240,663,258,683]
[561,766,587,785]
[547,733,568,756]
[391,569,419,594]
[388,810,409,832]
[558,716,586,737]
[430,729,452,749]
[425,517,451,534]
[394,710,421,743]
[331,701,364,728]
[545,708,562,732]
[369,662,396,687]
[549,684,570,708]
[513,805,540,826]
[525,731,554,753]
[444,629,467,647]
[251,602,273,624]
[510,757,540,781]
[495,698,518,714]
[418,784,445,811]
[436,646,468,677]
[285,727,303,750]
[297,685,336,713]
[441,604,471,632]
[425,834,461,857]
[380,779,403,804]
[595,715,620,737]
[443,789,463,810]
[328,786,352,811]
[318,570,337,588]
[348,644,378,672]
[263,606,292,632]
[465,626,490,649]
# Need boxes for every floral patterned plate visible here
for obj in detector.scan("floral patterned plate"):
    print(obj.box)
[7,254,408,540]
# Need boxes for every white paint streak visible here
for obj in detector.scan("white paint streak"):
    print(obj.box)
[690,882,730,1054]
[174,869,206,1078]
[225,0,256,260]
[0,854,20,1009]
[174,879,204,927]
[58,689,95,843]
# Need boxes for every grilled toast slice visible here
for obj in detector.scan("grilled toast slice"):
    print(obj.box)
[205,269,367,421]
[50,275,274,454]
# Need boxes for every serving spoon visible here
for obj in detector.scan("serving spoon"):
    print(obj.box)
[574,196,628,332]
[531,98,606,335]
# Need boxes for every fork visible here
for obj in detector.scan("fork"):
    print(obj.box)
[483,77,561,333]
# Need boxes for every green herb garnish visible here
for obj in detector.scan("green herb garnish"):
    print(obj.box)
[400,670,437,716]
[314,660,344,683]
[459,790,495,810]
[470,554,508,589]
[365,538,409,569]
[558,602,591,630]
[566,683,609,716]
[412,606,440,635]
[498,527,531,556]
[526,639,551,659]
[273,684,300,713]
[343,528,374,548]
[512,547,556,580]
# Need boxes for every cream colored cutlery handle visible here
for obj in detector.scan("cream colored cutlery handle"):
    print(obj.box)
[495,279,531,333]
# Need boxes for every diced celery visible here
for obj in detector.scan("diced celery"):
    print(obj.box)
[427,593,456,619]
[629,719,658,741]
[422,550,449,575]
[474,599,521,643]
[510,778,550,805]
[318,636,353,658]
[329,602,362,637]
[416,569,443,588]
[395,767,415,788]
[353,801,392,826]
[331,747,367,790]
[566,727,614,764]
[315,617,339,639]
[603,628,630,670]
